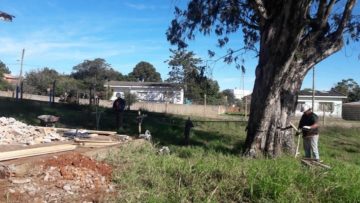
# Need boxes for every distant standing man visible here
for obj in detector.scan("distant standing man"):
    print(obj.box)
[184,117,194,145]
[113,93,126,129]
[298,104,320,161]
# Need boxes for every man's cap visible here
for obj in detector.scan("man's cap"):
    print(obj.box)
[301,103,312,112]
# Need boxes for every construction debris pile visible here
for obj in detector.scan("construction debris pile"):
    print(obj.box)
[3,153,115,202]
[0,117,65,145]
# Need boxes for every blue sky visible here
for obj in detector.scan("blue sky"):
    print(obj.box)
[0,0,359,91]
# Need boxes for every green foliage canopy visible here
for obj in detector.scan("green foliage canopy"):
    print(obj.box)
[332,78,360,102]
[72,58,123,91]
[128,61,162,82]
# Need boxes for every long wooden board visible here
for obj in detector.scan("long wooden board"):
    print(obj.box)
[37,126,117,136]
[74,138,115,143]
[78,142,121,148]
[0,144,77,161]
[301,158,331,169]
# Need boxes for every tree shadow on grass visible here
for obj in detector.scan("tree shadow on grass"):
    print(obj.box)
[0,98,246,155]
[140,113,247,155]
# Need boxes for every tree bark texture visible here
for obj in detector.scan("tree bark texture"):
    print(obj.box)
[244,0,350,157]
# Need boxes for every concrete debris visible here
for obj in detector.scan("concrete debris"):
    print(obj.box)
[116,134,130,141]
[139,130,151,141]
[158,146,170,155]
[0,117,65,145]
[0,164,11,179]
[63,129,90,138]
[10,178,31,184]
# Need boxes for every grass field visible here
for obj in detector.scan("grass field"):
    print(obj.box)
[1,97,360,202]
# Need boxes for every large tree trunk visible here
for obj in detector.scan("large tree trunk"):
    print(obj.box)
[243,1,346,157]
[244,61,305,157]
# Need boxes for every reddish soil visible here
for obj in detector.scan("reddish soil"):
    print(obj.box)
[0,152,116,203]
[43,152,112,178]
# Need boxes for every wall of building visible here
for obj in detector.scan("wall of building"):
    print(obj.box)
[0,90,55,102]
[295,96,344,118]
[232,89,251,100]
[110,87,184,104]
[130,102,226,118]
[0,91,224,118]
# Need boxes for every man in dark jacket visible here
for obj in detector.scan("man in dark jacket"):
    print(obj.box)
[298,104,320,161]
[113,94,126,129]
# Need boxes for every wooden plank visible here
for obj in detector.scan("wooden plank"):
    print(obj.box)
[37,127,117,136]
[0,144,76,161]
[300,158,331,169]
[78,142,121,148]
[310,161,331,169]
[301,159,313,167]
[74,138,115,143]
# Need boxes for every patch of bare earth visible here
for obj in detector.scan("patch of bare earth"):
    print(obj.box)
[0,152,116,203]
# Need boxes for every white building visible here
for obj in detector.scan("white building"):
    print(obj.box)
[232,88,252,100]
[105,81,184,104]
[295,90,347,118]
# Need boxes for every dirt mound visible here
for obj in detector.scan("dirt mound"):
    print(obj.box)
[44,152,112,177]
[2,153,115,202]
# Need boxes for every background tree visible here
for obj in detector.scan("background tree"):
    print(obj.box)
[0,60,11,74]
[71,58,123,97]
[124,92,138,110]
[331,78,360,102]
[167,0,360,157]
[56,75,82,97]
[166,49,222,104]
[128,61,162,82]
[0,60,12,90]
[24,67,60,95]
[222,89,237,106]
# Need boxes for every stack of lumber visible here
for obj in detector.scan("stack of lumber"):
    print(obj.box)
[0,144,76,161]
[74,138,121,148]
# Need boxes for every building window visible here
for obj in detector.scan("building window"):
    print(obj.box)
[318,102,334,112]
[296,102,305,111]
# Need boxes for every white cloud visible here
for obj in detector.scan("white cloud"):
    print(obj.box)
[124,2,168,10]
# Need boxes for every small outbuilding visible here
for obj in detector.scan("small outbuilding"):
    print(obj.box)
[295,90,347,118]
[342,101,360,120]
[105,81,184,104]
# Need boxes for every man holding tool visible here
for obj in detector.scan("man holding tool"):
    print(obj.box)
[298,104,320,161]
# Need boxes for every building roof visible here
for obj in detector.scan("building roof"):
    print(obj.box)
[3,73,18,80]
[299,90,346,98]
[105,81,183,89]
[343,101,360,106]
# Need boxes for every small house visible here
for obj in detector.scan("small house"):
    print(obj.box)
[105,81,184,104]
[295,90,347,118]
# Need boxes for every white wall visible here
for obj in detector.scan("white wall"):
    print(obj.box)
[232,89,251,100]
[295,96,344,118]
[110,87,184,104]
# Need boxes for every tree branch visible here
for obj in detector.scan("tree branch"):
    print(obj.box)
[252,0,269,20]
[334,0,356,37]
[316,0,328,20]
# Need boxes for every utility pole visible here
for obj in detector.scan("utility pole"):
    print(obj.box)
[242,70,247,118]
[16,49,25,100]
[204,94,207,117]
[312,66,315,110]
[52,80,56,105]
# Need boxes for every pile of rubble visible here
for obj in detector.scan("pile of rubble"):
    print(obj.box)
[3,153,115,202]
[0,117,65,145]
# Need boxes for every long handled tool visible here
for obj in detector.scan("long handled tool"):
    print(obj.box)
[289,122,301,158]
